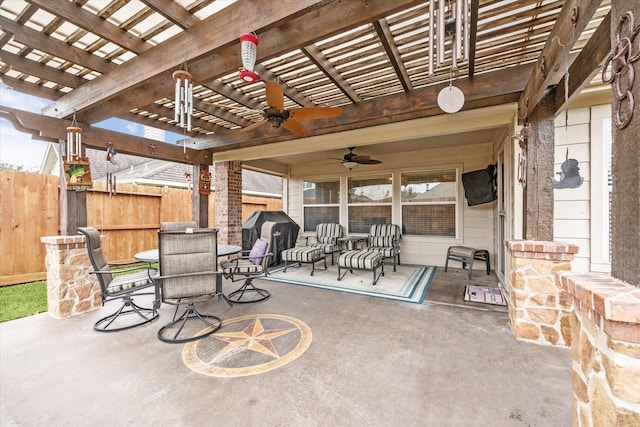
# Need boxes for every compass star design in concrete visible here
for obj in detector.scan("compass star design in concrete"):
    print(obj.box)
[182,314,312,377]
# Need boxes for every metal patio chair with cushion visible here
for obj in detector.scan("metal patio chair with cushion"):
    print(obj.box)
[365,224,401,272]
[154,228,222,343]
[305,222,344,265]
[78,227,159,332]
[221,221,275,303]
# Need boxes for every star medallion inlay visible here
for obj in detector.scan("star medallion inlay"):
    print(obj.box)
[182,314,312,377]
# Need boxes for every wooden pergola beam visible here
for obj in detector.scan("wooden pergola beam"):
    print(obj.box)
[188,63,532,150]
[138,0,199,30]
[0,106,210,165]
[302,44,362,103]
[0,16,117,74]
[26,0,151,54]
[517,0,604,123]
[373,19,413,91]
[553,11,611,114]
[42,0,323,119]
[56,0,424,124]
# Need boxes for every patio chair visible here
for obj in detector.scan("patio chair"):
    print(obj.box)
[161,221,197,231]
[305,222,344,265]
[365,224,401,272]
[221,221,275,303]
[154,228,222,343]
[78,227,159,332]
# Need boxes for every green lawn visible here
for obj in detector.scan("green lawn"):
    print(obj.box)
[0,281,48,322]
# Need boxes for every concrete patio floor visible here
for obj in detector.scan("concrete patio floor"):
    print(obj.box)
[0,266,572,426]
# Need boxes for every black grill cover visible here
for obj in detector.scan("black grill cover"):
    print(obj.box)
[242,211,300,265]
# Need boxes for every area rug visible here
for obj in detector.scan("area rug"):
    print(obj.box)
[261,263,436,304]
[463,285,506,306]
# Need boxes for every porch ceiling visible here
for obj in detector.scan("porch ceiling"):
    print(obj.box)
[0,0,611,168]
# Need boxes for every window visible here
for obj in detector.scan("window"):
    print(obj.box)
[347,174,392,233]
[400,169,457,237]
[302,178,340,232]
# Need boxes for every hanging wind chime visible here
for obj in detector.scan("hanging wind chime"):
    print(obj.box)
[238,32,259,82]
[428,0,470,114]
[172,65,194,131]
[63,112,93,191]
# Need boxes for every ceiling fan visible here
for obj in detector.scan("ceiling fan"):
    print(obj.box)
[231,82,342,136]
[332,147,382,170]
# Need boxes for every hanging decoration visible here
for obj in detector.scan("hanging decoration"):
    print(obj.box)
[433,0,470,114]
[106,140,117,163]
[172,65,194,131]
[602,11,639,130]
[63,112,92,191]
[238,32,259,82]
[199,169,211,195]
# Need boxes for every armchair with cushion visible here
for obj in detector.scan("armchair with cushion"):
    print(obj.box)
[365,224,401,272]
[221,221,275,303]
[154,228,222,343]
[78,227,159,332]
[305,223,344,265]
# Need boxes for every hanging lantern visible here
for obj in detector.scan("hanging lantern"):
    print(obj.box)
[238,33,259,82]
[172,69,194,131]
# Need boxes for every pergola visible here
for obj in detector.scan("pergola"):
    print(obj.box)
[0,0,637,286]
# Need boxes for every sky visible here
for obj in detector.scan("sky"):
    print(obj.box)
[0,83,183,171]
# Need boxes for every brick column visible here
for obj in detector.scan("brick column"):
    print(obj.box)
[214,161,242,246]
[559,273,640,425]
[40,235,101,318]
[506,240,579,346]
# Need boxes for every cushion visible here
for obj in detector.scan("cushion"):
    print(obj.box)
[249,239,268,265]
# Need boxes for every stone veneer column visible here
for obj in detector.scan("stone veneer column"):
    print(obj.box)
[40,235,101,318]
[214,161,242,246]
[506,240,579,346]
[559,272,640,425]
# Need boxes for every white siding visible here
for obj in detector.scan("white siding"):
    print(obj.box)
[553,105,611,273]
[288,142,496,267]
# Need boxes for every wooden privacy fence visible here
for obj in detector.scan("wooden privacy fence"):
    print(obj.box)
[0,171,281,286]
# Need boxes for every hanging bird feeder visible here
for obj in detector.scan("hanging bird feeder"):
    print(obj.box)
[172,68,194,131]
[238,33,259,82]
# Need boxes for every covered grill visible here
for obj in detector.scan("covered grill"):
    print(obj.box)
[242,211,300,265]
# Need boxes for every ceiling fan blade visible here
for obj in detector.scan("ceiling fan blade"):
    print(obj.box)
[352,155,370,162]
[265,81,284,110]
[281,118,310,136]
[289,106,343,120]
[241,119,268,133]
[358,159,382,165]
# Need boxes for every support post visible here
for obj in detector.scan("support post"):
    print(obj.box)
[214,161,243,246]
[192,164,209,228]
[524,92,555,240]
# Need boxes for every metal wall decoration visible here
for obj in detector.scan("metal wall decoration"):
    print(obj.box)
[553,149,584,189]
[173,66,194,131]
[603,11,640,129]
[199,169,212,195]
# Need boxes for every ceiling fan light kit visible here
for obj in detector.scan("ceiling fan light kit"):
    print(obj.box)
[239,33,259,82]
[343,161,359,171]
